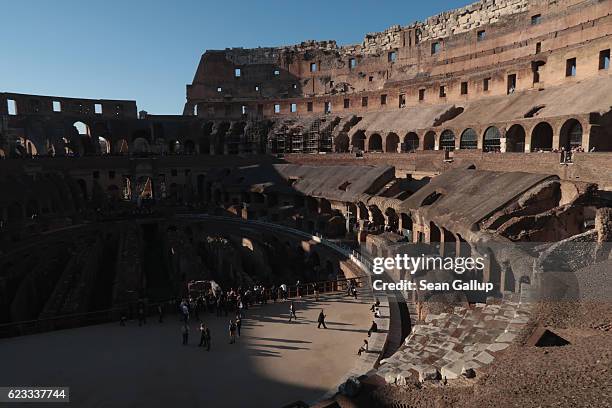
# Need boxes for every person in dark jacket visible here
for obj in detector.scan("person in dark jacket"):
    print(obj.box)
[317,310,327,329]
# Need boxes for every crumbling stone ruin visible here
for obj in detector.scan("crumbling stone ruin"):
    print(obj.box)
[0,0,611,407]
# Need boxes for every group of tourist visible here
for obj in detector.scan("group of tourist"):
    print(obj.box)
[356,298,381,356]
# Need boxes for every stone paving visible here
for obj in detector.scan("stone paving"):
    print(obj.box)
[377,298,532,384]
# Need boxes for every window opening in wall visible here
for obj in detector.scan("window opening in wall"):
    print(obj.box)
[349,58,357,69]
[477,30,486,41]
[507,74,517,94]
[307,102,313,112]
[292,83,298,89]
[532,60,545,84]
[7,99,17,115]
[460,82,468,95]
[536,42,542,53]
[255,85,260,91]
[599,49,610,70]
[274,104,281,114]
[388,51,397,62]
[483,77,490,91]
[439,85,446,98]
[368,76,373,82]
[344,99,350,109]
[419,89,425,101]
[566,58,576,77]
[431,42,441,55]
[30,99,41,113]
[235,68,241,77]
[274,69,280,76]
[329,80,334,89]
[399,94,406,108]
[324,101,331,114]
[52,100,61,112]
[94,103,102,114]
[310,62,317,72]
[380,94,387,105]
[290,103,297,113]
[362,97,368,107]
[217,86,222,92]
[241,105,247,115]
[531,14,541,25]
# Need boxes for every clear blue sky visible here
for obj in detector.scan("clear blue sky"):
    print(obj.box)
[0,0,469,114]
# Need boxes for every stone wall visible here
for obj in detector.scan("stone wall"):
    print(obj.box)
[414,0,531,41]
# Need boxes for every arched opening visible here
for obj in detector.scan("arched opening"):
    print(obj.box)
[442,228,457,257]
[184,140,196,154]
[62,137,74,156]
[385,133,400,153]
[115,138,129,154]
[351,130,366,151]
[559,119,583,151]
[368,133,383,152]
[98,136,111,154]
[369,205,384,229]
[73,121,90,136]
[429,222,441,243]
[531,122,553,151]
[133,137,150,154]
[403,132,419,152]
[460,128,478,150]
[168,140,180,154]
[357,202,369,221]
[20,138,38,156]
[483,126,502,152]
[439,130,456,151]
[384,207,399,232]
[334,133,349,153]
[506,124,526,152]
[400,212,413,239]
[423,131,436,150]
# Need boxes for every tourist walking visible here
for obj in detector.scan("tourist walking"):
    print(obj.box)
[198,322,207,347]
[182,324,190,345]
[317,309,327,329]
[229,320,237,344]
[288,301,297,322]
[368,320,378,337]
[204,325,211,351]
[235,315,242,337]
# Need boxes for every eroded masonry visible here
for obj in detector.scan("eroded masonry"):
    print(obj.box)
[1,0,611,407]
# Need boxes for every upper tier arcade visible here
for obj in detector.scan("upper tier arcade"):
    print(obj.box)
[184,0,612,138]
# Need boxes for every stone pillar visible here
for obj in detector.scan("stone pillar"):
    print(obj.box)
[552,131,561,151]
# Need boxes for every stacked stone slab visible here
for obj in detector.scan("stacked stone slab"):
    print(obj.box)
[377,298,532,383]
